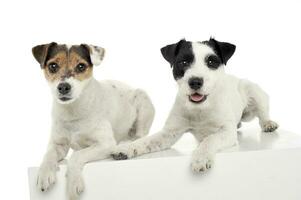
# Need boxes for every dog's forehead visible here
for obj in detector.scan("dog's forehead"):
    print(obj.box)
[47,44,91,64]
[192,42,215,59]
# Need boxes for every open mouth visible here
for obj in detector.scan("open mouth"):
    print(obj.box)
[59,96,72,102]
[189,93,207,103]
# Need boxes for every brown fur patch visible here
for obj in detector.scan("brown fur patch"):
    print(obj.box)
[42,45,93,82]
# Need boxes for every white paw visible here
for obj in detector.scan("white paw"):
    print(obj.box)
[36,166,57,192]
[111,144,136,160]
[67,169,85,200]
[191,155,214,173]
[262,120,279,132]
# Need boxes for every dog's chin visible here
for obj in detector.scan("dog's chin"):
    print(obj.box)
[56,96,76,105]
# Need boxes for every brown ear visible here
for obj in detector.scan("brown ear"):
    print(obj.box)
[32,42,57,67]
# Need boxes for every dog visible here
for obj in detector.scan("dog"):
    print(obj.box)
[32,42,155,199]
[111,38,279,172]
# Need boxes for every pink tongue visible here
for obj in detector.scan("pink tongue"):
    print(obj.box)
[190,94,204,102]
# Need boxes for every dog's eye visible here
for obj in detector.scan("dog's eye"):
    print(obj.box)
[75,63,87,73]
[177,60,189,68]
[48,62,59,73]
[206,55,221,69]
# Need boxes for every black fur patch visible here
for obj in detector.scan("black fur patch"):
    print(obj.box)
[72,44,93,66]
[202,38,236,65]
[205,54,222,70]
[160,39,194,80]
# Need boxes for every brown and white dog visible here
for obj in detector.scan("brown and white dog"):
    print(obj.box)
[32,43,155,200]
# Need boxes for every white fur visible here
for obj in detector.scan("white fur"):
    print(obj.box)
[112,42,278,173]
[89,45,105,66]
[37,75,155,199]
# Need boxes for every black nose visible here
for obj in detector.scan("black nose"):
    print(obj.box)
[57,82,71,95]
[188,77,203,90]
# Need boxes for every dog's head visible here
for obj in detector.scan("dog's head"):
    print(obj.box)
[161,38,235,108]
[32,43,105,104]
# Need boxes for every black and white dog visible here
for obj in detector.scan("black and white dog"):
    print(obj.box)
[112,38,278,172]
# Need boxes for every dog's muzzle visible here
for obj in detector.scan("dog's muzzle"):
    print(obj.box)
[57,82,72,101]
[188,77,207,103]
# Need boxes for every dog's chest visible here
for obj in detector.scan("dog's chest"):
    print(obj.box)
[186,111,224,138]
[190,119,222,136]
[70,133,97,150]
[58,118,99,150]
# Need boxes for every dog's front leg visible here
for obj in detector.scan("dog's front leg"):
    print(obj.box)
[111,129,184,160]
[66,122,116,200]
[37,135,70,192]
[66,145,113,200]
[191,125,237,173]
[112,115,188,160]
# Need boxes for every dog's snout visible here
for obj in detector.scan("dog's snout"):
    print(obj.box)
[57,82,71,95]
[188,77,203,90]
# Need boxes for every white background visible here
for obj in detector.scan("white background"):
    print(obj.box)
[0,0,300,199]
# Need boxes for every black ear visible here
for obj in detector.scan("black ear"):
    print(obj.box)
[32,42,57,67]
[209,38,236,65]
[160,39,186,67]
